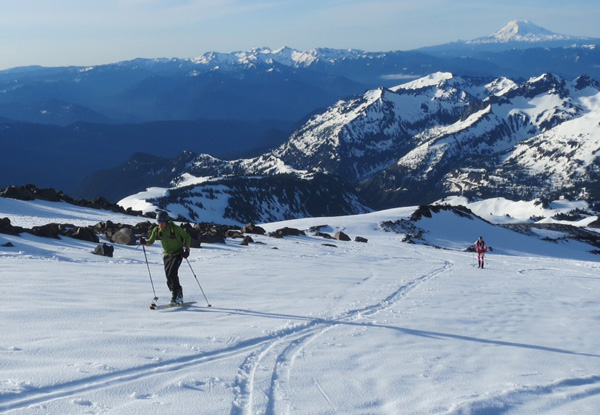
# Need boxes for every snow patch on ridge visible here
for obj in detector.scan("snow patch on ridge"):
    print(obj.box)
[392,72,454,91]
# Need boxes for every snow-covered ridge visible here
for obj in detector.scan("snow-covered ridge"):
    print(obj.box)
[189,46,372,70]
[392,71,454,90]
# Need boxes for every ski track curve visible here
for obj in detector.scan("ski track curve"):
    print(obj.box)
[0,258,453,415]
[230,258,454,415]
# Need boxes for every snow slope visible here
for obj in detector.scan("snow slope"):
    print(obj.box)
[1,200,600,414]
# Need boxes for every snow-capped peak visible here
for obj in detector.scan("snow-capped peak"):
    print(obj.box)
[469,20,572,44]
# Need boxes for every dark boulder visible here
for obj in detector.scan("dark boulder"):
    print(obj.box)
[93,243,114,257]
[334,231,351,241]
[31,223,61,239]
[269,227,306,238]
[240,235,254,246]
[226,229,244,239]
[242,223,266,235]
[0,217,24,236]
[314,231,334,239]
[111,228,136,245]
[0,184,67,202]
[71,227,100,243]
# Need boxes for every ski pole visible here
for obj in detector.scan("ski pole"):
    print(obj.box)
[142,244,159,303]
[185,257,212,307]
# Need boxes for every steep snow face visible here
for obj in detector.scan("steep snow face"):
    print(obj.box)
[500,85,600,191]
[272,74,477,182]
[469,20,573,44]
[499,76,600,180]
[398,105,497,176]
[484,77,519,98]
[490,74,583,134]
[389,73,586,180]
[347,72,600,206]
[440,75,600,201]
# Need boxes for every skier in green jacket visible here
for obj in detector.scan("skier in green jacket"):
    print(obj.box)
[140,211,191,305]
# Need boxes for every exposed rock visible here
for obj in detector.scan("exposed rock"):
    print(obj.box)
[334,231,351,241]
[93,243,114,257]
[410,204,477,222]
[0,184,64,202]
[314,231,334,239]
[240,235,254,246]
[111,228,136,245]
[588,216,600,228]
[226,229,244,239]
[31,224,61,239]
[0,217,24,236]
[309,224,331,232]
[71,227,100,243]
[242,223,266,235]
[0,185,146,217]
[269,227,306,238]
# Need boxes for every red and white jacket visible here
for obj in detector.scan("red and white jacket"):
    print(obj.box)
[473,240,487,253]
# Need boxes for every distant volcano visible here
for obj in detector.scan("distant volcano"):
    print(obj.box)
[468,20,573,43]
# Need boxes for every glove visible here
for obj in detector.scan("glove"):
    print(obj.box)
[139,237,146,245]
[182,247,190,258]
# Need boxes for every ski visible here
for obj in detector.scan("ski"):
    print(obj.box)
[150,301,196,310]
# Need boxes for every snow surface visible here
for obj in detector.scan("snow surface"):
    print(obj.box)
[2,199,600,414]
[441,196,593,226]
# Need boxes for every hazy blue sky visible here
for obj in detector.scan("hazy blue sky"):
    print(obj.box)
[1,0,598,69]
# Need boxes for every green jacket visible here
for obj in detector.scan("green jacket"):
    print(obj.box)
[147,221,191,257]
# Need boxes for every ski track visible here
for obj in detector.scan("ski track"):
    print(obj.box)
[445,375,600,415]
[0,257,452,415]
[230,257,453,415]
[312,376,337,414]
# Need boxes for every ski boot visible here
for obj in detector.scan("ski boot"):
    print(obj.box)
[170,289,184,306]
[175,291,184,305]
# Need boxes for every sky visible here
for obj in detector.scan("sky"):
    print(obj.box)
[0,0,599,70]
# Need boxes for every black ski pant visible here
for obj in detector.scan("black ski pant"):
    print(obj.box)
[163,254,183,296]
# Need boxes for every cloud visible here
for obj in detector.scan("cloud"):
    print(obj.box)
[381,73,420,81]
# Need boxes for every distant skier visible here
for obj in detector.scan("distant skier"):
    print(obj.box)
[473,236,488,269]
[140,211,191,305]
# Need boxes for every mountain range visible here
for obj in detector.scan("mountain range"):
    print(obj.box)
[115,71,600,224]
[2,21,598,124]
[2,20,600,222]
